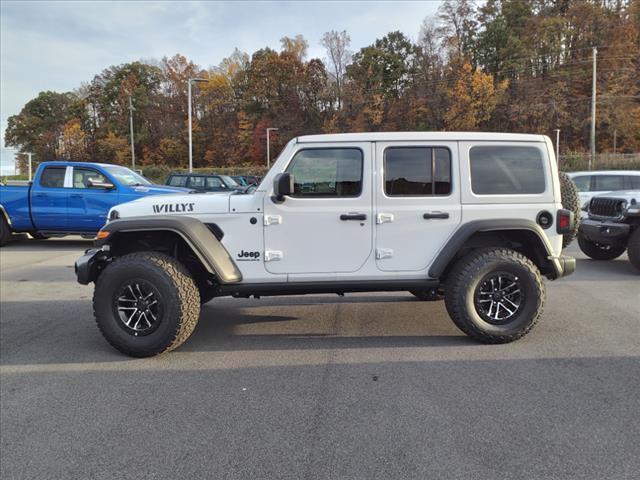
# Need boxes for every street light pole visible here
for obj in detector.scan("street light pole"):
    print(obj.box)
[554,129,560,164]
[128,95,136,171]
[266,128,279,169]
[188,77,207,173]
[589,47,597,170]
[27,152,33,181]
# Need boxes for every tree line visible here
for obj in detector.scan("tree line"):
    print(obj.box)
[5,0,639,172]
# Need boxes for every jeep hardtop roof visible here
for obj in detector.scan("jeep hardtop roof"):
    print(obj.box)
[296,132,548,143]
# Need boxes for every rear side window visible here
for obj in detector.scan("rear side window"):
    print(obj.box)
[168,176,187,187]
[571,175,591,192]
[40,167,66,188]
[189,176,205,189]
[470,146,545,195]
[286,148,363,197]
[594,175,625,191]
[384,147,451,196]
[206,177,224,189]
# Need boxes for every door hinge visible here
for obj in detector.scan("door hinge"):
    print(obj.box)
[264,250,283,262]
[264,215,282,226]
[376,212,394,224]
[376,248,394,260]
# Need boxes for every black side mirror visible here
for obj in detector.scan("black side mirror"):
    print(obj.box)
[88,179,115,190]
[273,173,294,202]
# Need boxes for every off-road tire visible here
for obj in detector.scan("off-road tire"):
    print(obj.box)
[559,172,580,249]
[410,288,444,301]
[93,252,200,357]
[444,248,545,343]
[626,228,640,272]
[577,234,626,261]
[0,214,12,246]
[30,232,50,240]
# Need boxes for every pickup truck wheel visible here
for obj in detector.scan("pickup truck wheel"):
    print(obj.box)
[93,252,200,357]
[444,248,545,343]
[559,172,581,249]
[0,215,12,246]
[30,232,50,240]
[626,228,640,272]
[577,234,626,260]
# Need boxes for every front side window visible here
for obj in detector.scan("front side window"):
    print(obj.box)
[205,177,224,189]
[40,167,66,188]
[73,168,107,189]
[286,148,363,197]
[470,146,546,195]
[384,147,451,196]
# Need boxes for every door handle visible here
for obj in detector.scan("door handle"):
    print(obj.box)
[34,192,48,197]
[423,211,449,220]
[340,213,367,221]
[70,194,82,198]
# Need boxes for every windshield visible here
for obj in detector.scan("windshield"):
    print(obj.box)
[220,175,239,187]
[104,166,152,186]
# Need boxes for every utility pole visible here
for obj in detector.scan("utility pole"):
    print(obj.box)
[589,47,597,170]
[554,129,560,164]
[266,128,279,168]
[128,95,136,171]
[188,78,207,173]
[613,129,617,154]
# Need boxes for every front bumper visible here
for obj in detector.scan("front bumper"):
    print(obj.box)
[75,248,104,285]
[579,218,630,245]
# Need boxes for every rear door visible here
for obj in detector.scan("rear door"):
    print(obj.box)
[31,166,70,230]
[67,166,118,232]
[375,142,461,272]
[263,143,373,275]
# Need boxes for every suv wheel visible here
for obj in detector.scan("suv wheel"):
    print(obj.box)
[445,248,545,343]
[559,172,581,249]
[93,252,201,357]
[626,228,640,272]
[577,234,626,261]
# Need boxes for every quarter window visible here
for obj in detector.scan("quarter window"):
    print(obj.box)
[470,146,546,195]
[40,167,66,188]
[384,147,451,196]
[286,148,363,197]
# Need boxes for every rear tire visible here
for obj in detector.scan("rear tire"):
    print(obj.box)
[93,252,200,357]
[0,214,12,246]
[444,248,545,343]
[577,234,626,260]
[559,172,581,249]
[626,228,640,272]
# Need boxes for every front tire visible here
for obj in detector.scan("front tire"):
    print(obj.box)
[444,248,545,343]
[577,234,626,260]
[93,252,200,357]
[626,228,640,272]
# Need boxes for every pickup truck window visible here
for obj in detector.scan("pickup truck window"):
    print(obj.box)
[40,167,66,188]
[470,146,545,195]
[73,168,107,189]
[384,147,451,196]
[286,148,363,197]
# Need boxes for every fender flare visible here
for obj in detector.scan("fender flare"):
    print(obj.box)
[97,216,242,284]
[428,219,568,279]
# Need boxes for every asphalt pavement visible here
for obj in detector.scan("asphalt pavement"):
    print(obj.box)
[1,237,639,479]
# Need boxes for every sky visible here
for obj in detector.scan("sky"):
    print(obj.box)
[0,0,441,174]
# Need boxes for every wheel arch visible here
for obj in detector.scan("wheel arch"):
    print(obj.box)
[96,216,242,284]
[429,219,563,280]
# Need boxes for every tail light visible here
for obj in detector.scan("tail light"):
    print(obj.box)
[556,209,574,234]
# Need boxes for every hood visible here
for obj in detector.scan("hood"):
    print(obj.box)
[112,191,232,219]
[131,184,192,194]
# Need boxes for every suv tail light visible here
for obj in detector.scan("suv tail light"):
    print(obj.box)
[556,209,574,234]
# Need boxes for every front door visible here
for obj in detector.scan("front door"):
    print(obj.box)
[263,144,373,275]
[67,167,118,232]
[375,141,461,272]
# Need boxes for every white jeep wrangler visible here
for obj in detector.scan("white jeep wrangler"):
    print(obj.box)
[76,132,576,357]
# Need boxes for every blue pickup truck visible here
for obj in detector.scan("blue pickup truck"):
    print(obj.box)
[0,161,188,245]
